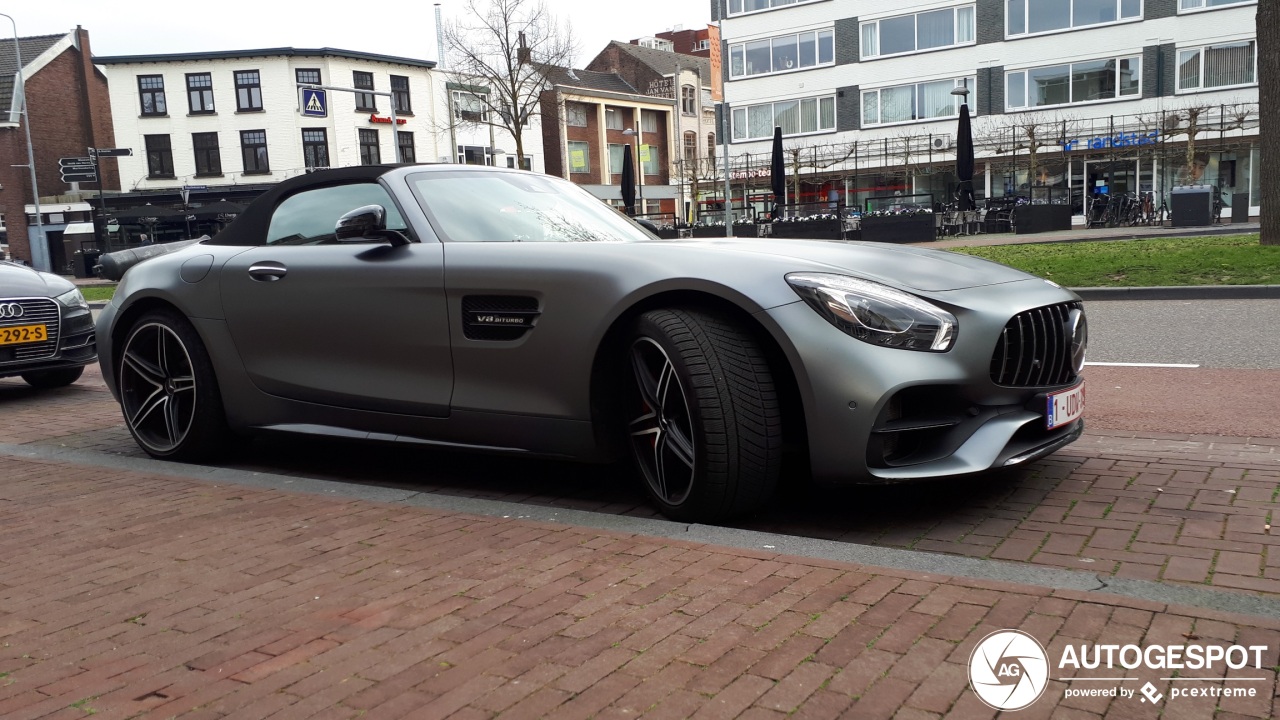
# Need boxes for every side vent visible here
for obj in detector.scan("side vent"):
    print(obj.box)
[462,295,541,341]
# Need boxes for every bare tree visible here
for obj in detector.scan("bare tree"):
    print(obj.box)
[440,0,576,166]
[1261,1,1278,244]
[1158,102,1252,183]
[979,113,1076,191]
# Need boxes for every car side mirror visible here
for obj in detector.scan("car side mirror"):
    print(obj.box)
[334,204,408,246]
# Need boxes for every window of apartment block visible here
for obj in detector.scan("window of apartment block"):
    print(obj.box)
[391,75,412,114]
[1179,0,1255,9]
[144,134,173,178]
[565,102,588,127]
[1177,40,1256,92]
[861,7,973,59]
[186,73,214,114]
[727,0,822,16]
[397,131,415,163]
[192,132,221,176]
[731,29,836,77]
[302,128,329,169]
[453,91,488,122]
[296,68,321,85]
[1007,0,1140,37]
[567,141,590,173]
[138,75,166,116]
[235,70,263,111]
[240,130,270,173]
[862,77,976,126]
[640,144,659,176]
[605,108,625,131]
[682,86,696,115]
[732,96,836,140]
[457,145,490,165]
[359,128,381,165]
[1006,56,1140,109]
[683,132,697,164]
[354,71,376,111]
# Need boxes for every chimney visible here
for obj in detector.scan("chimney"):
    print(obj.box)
[517,31,531,65]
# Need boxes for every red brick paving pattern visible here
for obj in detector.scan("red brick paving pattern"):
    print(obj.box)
[0,457,1277,719]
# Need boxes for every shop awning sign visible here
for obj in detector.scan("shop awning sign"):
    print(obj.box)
[1062,130,1159,152]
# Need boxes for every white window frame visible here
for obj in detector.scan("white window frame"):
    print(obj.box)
[860,6,976,60]
[730,95,837,141]
[1005,56,1142,111]
[452,91,489,123]
[1178,0,1255,12]
[860,77,978,127]
[1006,0,1142,39]
[728,28,836,79]
[726,0,824,18]
[1175,40,1257,93]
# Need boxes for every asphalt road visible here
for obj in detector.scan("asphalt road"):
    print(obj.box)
[1084,298,1280,369]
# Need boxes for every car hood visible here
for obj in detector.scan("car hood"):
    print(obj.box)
[677,238,1035,292]
[0,261,73,297]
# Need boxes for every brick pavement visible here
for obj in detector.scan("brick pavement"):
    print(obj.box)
[1,455,1278,719]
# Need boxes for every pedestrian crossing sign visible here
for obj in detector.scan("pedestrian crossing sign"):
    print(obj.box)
[301,88,327,118]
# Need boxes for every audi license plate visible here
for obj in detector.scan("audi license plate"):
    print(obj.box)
[1046,381,1085,430]
[0,324,48,347]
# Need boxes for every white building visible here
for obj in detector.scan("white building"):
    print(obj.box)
[717,0,1260,220]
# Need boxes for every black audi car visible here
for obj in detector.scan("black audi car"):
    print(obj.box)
[0,260,97,387]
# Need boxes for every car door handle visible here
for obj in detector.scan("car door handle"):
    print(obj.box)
[248,262,287,282]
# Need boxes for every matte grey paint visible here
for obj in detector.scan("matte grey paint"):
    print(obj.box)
[98,165,1084,485]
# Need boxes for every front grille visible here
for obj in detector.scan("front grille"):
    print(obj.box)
[990,301,1081,387]
[0,298,60,364]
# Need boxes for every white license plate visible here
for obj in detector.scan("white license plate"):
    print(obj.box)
[1046,381,1085,430]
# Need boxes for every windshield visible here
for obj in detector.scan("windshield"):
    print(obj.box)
[408,170,657,243]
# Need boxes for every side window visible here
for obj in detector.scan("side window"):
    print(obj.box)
[266,183,408,245]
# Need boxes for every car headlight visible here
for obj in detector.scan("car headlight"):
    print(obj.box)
[55,288,89,312]
[786,273,957,352]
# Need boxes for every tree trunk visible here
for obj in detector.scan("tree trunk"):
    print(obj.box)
[1261,1,1279,244]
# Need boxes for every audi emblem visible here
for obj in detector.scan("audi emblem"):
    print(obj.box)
[0,303,24,320]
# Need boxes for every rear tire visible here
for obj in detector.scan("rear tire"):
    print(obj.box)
[21,366,84,389]
[118,309,230,461]
[626,308,782,522]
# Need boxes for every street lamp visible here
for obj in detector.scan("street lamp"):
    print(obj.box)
[623,127,644,211]
[1,12,48,271]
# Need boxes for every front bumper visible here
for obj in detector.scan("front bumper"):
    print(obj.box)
[764,279,1085,485]
[0,305,97,379]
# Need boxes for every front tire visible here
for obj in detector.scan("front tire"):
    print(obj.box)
[118,309,229,461]
[21,366,84,388]
[626,309,782,522]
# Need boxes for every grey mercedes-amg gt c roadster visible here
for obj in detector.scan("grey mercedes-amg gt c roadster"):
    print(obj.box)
[98,165,1087,522]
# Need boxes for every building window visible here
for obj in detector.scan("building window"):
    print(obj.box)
[1177,41,1256,92]
[391,75,412,114]
[302,128,329,170]
[694,39,711,51]
[505,155,532,170]
[640,144,659,176]
[565,102,588,127]
[730,29,835,77]
[608,143,627,175]
[138,75,166,116]
[1007,0,1141,37]
[861,7,974,59]
[567,141,590,173]
[354,71,376,111]
[453,91,488,122]
[359,128,381,165]
[727,0,823,16]
[681,85,696,115]
[731,96,836,140]
[605,107,625,130]
[234,70,263,111]
[397,131,415,163]
[862,77,976,126]
[1180,0,1255,9]
[683,132,697,164]
[192,132,221,176]
[641,109,660,133]
[707,132,716,164]
[186,73,214,114]
[1006,56,1140,109]
[240,130,269,174]
[144,134,174,178]
[457,145,490,165]
[295,68,321,85]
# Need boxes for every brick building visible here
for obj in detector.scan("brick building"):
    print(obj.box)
[0,27,118,269]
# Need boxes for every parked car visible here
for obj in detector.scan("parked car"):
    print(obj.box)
[0,260,96,387]
[97,165,1087,522]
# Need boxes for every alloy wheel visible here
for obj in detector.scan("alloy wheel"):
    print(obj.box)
[628,337,697,506]
[119,322,197,454]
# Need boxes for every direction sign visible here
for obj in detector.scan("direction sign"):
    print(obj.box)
[301,88,328,118]
[59,156,95,170]
[60,170,98,183]
[90,147,132,157]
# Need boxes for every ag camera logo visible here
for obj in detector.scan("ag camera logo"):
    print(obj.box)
[969,630,1050,711]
